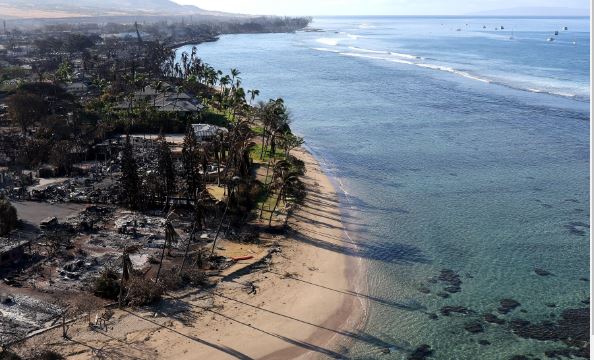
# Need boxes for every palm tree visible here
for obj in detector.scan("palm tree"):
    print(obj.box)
[210,176,241,257]
[219,75,231,108]
[248,89,260,106]
[230,68,241,86]
[281,132,304,158]
[232,87,246,121]
[268,161,301,227]
[118,245,138,307]
[155,213,178,283]
[180,190,205,274]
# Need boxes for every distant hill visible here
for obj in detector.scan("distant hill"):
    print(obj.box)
[468,7,589,16]
[0,0,231,19]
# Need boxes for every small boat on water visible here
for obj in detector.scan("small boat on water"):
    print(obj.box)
[554,30,559,35]
[546,37,555,42]
[563,26,568,30]
[501,26,505,30]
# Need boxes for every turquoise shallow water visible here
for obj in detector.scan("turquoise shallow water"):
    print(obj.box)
[181,16,590,359]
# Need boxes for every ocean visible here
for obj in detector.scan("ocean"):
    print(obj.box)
[178,16,590,359]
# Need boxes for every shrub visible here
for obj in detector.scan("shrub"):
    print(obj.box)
[126,276,164,306]
[159,267,208,291]
[180,268,208,287]
[159,268,183,291]
[93,268,120,300]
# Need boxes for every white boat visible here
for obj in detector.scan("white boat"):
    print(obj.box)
[546,37,555,42]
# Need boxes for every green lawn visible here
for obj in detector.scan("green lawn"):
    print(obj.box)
[250,143,285,163]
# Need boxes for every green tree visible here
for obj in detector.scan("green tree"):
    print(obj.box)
[6,92,45,133]
[55,60,73,83]
[281,132,304,158]
[49,140,75,175]
[157,134,176,200]
[120,135,141,210]
[268,160,304,227]
[181,126,202,200]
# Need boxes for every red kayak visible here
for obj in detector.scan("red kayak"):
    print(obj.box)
[232,255,254,261]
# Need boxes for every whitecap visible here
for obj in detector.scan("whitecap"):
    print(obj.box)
[390,51,423,60]
[348,46,388,54]
[340,52,416,66]
[340,48,587,99]
[316,38,339,46]
[312,47,341,53]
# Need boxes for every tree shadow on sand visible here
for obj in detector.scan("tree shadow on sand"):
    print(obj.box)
[211,291,414,353]
[185,302,349,359]
[265,270,426,312]
[66,338,149,360]
[289,229,431,265]
[121,308,255,360]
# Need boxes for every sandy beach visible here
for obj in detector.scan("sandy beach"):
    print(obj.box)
[12,148,366,359]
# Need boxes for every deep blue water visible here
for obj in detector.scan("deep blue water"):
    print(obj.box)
[180,16,590,359]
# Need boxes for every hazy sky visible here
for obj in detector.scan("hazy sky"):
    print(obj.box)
[172,0,589,16]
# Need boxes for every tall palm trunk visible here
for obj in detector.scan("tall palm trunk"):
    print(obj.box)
[259,158,273,219]
[210,195,230,257]
[155,239,167,283]
[268,185,285,227]
[179,223,196,275]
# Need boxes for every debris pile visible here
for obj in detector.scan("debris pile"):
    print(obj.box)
[0,294,62,345]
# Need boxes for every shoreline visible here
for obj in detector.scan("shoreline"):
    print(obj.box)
[260,147,369,359]
[11,146,368,359]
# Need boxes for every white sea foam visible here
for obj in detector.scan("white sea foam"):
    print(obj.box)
[312,47,341,53]
[339,46,586,100]
[527,88,577,98]
[348,46,388,54]
[338,31,362,39]
[340,51,491,83]
[348,46,423,60]
[416,63,491,83]
[341,52,416,65]
[390,51,423,60]
[358,23,374,29]
[316,38,339,46]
